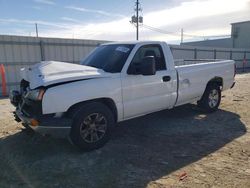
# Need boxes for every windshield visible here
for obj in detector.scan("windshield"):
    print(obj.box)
[81,44,135,73]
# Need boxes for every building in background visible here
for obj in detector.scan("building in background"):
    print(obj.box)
[183,20,250,49]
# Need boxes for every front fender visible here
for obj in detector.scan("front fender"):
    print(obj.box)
[42,76,123,121]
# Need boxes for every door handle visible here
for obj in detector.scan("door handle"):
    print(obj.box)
[162,76,171,82]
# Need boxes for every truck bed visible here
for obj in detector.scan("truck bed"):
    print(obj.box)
[174,60,235,106]
[174,59,223,66]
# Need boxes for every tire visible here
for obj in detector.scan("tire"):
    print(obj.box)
[197,83,221,113]
[69,102,115,151]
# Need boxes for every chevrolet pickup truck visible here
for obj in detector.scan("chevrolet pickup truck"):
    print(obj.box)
[10,41,236,151]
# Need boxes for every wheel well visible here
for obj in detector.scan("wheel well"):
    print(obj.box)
[66,98,118,122]
[207,77,223,89]
[198,77,223,104]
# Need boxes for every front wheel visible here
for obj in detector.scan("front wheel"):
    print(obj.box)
[69,102,115,151]
[197,83,221,112]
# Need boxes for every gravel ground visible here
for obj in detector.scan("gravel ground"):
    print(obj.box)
[0,73,250,188]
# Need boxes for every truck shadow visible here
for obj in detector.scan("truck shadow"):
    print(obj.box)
[0,104,247,188]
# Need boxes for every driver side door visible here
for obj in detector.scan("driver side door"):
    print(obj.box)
[121,44,175,119]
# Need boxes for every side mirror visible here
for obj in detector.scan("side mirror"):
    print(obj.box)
[140,56,156,76]
[127,56,156,76]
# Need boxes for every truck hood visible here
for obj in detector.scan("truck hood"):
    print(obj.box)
[20,61,109,89]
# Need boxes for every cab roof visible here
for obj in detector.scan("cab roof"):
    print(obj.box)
[102,41,167,46]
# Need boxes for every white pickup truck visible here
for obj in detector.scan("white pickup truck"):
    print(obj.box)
[10,41,235,151]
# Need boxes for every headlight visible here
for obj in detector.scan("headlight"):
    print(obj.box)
[25,88,45,101]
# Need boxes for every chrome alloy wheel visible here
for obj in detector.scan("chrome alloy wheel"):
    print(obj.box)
[208,89,219,108]
[80,113,107,143]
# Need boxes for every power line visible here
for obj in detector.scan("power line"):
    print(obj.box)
[182,32,231,38]
[142,24,231,40]
[142,24,180,36]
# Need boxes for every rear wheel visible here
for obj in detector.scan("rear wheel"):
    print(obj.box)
[197,83,221,112]
[69,102,114,151]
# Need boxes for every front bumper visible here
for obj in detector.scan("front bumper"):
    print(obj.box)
[10,90,72,138]
[14,109,72,138]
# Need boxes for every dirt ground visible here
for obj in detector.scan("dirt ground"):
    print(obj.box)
[0,73,250,188]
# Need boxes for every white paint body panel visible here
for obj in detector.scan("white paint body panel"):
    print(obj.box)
[175,60,235,106]
[121,70,177,119]
[20,41,235,122]
[20,61,108,89]
[120,42,178,120]
[42,74,124,121]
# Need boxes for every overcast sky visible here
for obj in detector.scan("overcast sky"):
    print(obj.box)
[0,0,250,44]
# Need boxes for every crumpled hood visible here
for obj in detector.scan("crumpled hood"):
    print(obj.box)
[20,61,109,89]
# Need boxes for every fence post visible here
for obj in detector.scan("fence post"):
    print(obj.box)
[40,40,45,61]
[243,51,246,72]
[0,64,7,96]
[230,50,232,60]
[194,48,197,59]
[213,49,217,59]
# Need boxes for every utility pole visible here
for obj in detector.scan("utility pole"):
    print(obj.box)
[136,0,139,40]
[181,28,184,44]
[131,0,143,40]
[35,23,39,37]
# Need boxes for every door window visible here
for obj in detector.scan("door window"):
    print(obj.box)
[130,45,166,71]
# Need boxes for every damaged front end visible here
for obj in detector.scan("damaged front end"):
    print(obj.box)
[10,79,72,138]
